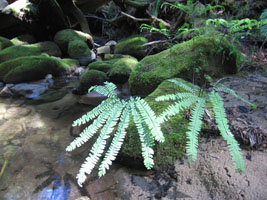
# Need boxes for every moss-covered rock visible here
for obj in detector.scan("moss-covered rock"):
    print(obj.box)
[109,58,138,83]
[0,45,41,63]
[67,40,91,59]
[0,56,67,83]
[119,78,195,169]
[31,41,62,57]
[88,59,118,73]
[11,34,36,46]
[62,58,79,68]
[79,69,108,94]
[114,36,148,59]
[54,29,93,54]
[104,54,136,60]
[0,36,13,50]
[129,35,241,96]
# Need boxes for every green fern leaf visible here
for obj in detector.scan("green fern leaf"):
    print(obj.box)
[168,79,196,92]
[135,97,165,142]
[89,82,117,98]
[186,98,206,162]
[155,92,196,102]
[215,83,256,110]
[76,100,126,186]
[72,98,115,127]
[158,96,199,123]
[209,92,245,173]
[98,102,131,177]
[131,99,155,169]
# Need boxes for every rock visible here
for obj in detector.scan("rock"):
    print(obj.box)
[54,29,94,54]
[88,59,118,73]
[62,58,80,69]
[114,36,148,59]
[43,74,53,86]
[11,34,36,45]
[129,35,241,96]
[77,91,108,106]
[108,58,138,83]
[0,85,13,97]
[67,40,92,65]
[30,41,62,57]
[74,67,86,76]
[9,83,49,99]
[104,54,136,60]
[0,55,67,83]
[97,40,117,55]
[0,36,13,50]
[0,0,8,11]
[0,82,3,88]
[79,69,108,94]
[119,79,192,169]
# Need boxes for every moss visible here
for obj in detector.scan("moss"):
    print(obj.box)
[108,58,138,83]
[79,69,108,93]
[0,36,13,50]
[67,40,91,59]
[61,58,79,68]
[104,54,136,60]
[30,41,62,57]
[0,45,41,63]
[0,56,66,83]
[114,36,148,59]
[120,78,195,169]
[54,29,93,54]
[129,35,241,96]
[11,34,36,46]
[88,60,118,73]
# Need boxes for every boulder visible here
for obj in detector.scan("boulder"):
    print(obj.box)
[0,55,67,83]
[79,69,108,94]
[9,83,49,99]
[129,35,242,96]
[67,40,92,65]
[114,36,148,59]
[119,79,193,168]
[0,36,13,50]
[108,58,138,83]
[88,59,120,73]
[54,29,93,54]
[30,41,62,57]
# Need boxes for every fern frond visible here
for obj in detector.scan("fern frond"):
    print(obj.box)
[214,83,256,110]
[158,96,199,123]
[168,79,196,92]
[131,98,155,169]
[156,92,196,102]
[72,98,115,127]
[89,82,117,98]
[186,98,206,162]
[135,97,165,142]
[209,92,245,173]
[76,100,126,186]
[98,102,131,177]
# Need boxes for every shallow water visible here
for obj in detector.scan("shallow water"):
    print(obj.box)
[0,84,118,200]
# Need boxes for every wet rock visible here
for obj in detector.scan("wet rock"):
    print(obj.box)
[0,0,8,11]
[0,85,13,97]
[74,67,86,76]
[9,83,49,99]
[77,91,108,106]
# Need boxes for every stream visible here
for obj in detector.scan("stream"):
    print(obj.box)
[0,79,119,200]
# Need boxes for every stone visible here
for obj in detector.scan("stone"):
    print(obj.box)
[0,85,13,97]
[9,83,49,99]
[11,34,36,45]
[77,91,108,106]
[5,107,31,119]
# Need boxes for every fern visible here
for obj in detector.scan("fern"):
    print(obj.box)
[156,78,253,173]
[66,82,165,186]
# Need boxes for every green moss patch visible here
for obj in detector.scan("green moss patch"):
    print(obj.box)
[0,56,67,83]
[129,35,241,96]
[11,34,36,46]
[88,59,118,73]
[114,36,148,59]
[79,69,108,93]
[68,40,91,59]
[0,36,13,50]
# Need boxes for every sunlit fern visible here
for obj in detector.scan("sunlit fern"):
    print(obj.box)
[66,82,164,186]
[156,78,256,172]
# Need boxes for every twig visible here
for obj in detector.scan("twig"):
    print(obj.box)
[142,40,170,47]
[120,11,151,22]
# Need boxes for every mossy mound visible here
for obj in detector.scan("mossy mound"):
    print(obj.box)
[79,69,108,94]
[62,58,79,68]
[11,34,36,46]
[119,78,195,169]
[109,58,138,83]
[129,35,241,96]
[104,54,136,60]
[0,45,41,63]
[114,36,148,59]
[31,41,62,57]
[68,40,91,59]
[0,56,67,83]
[88,59,118,73]
[0,36,13,50]
[54,29,93,54]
